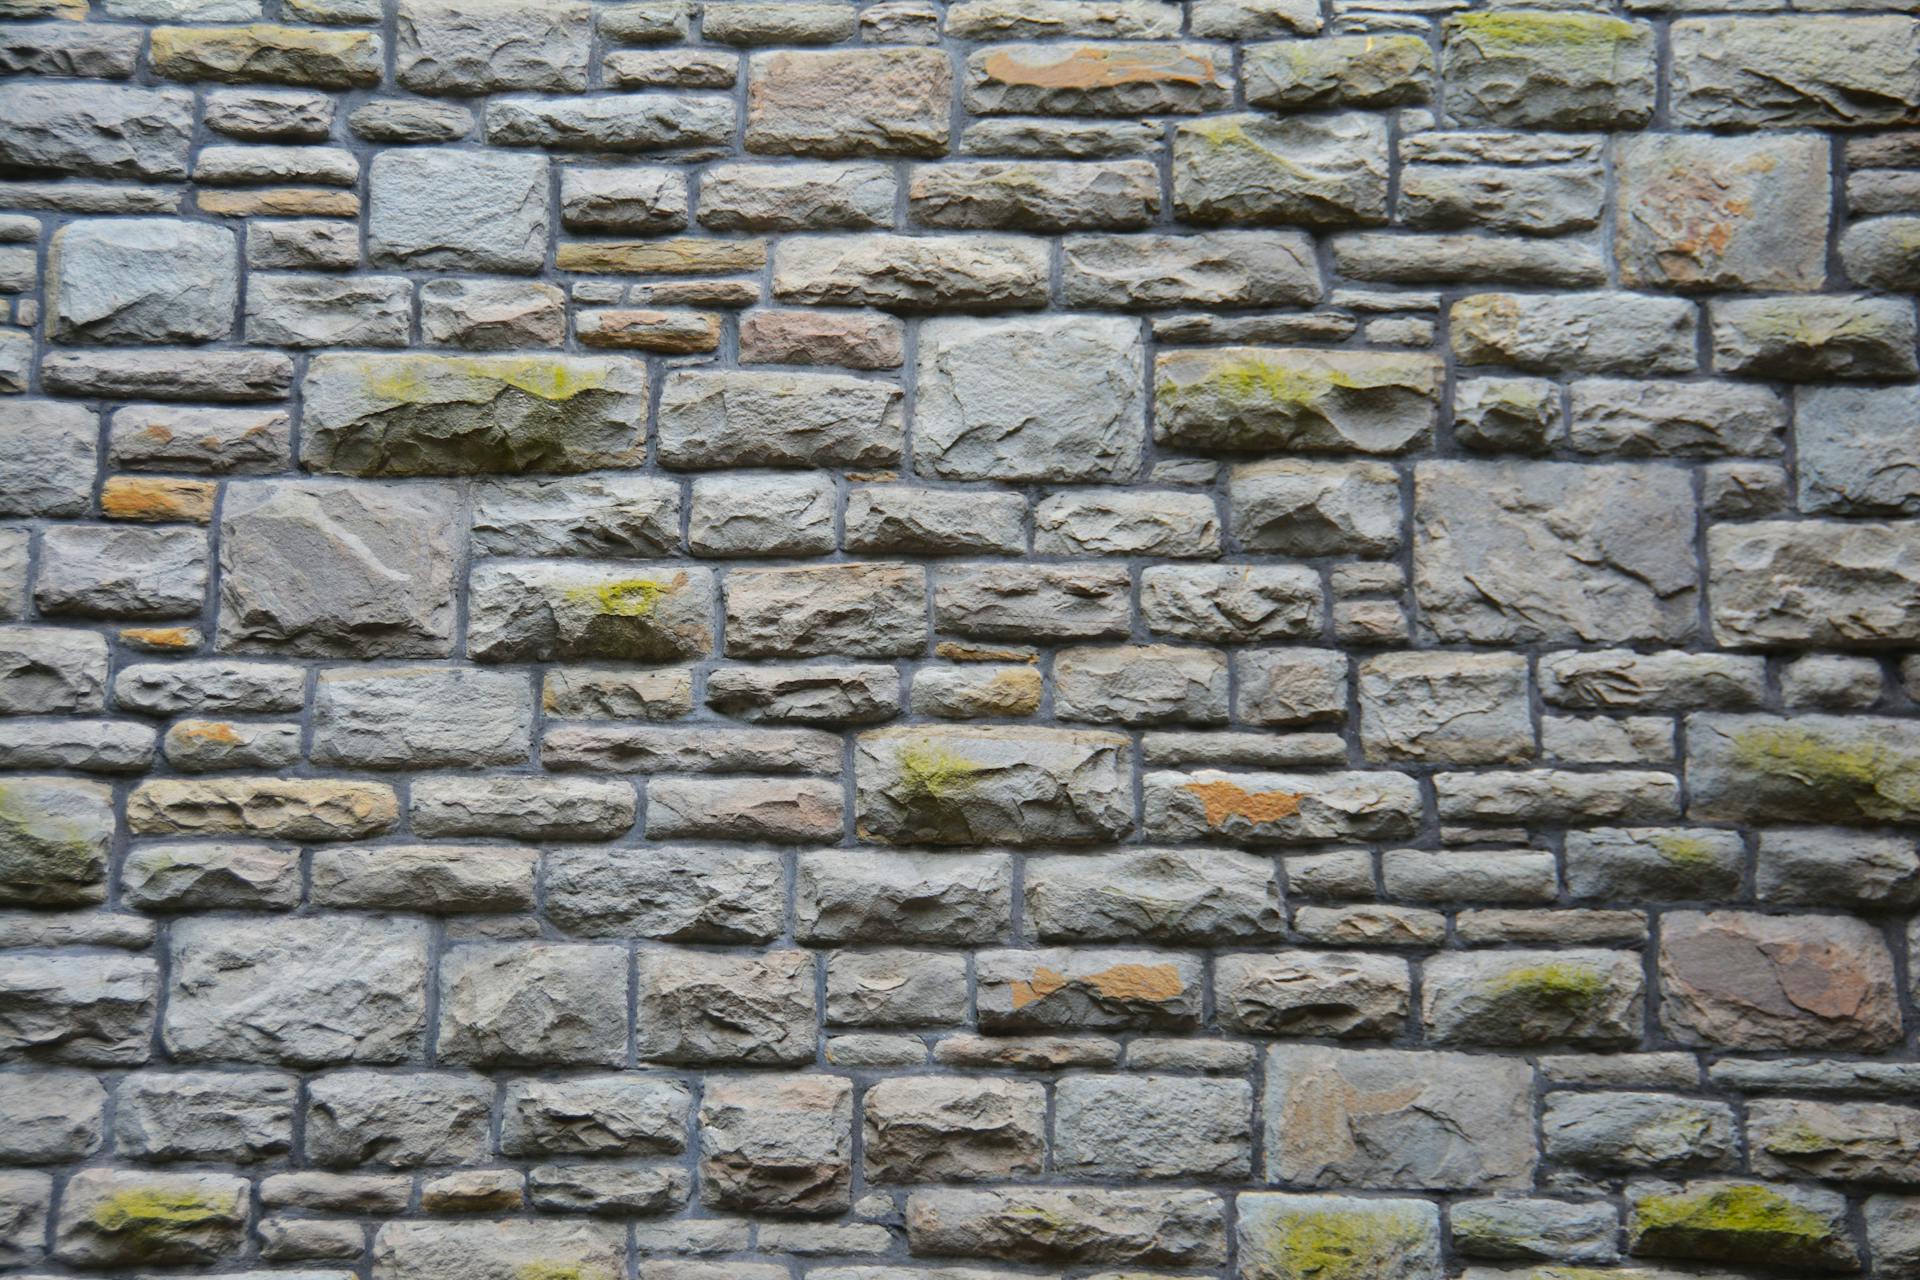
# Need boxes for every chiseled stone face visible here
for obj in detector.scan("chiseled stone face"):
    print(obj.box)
[50,218,237,344]
[1264,1045,1536,1190]
[854,725,1132,845]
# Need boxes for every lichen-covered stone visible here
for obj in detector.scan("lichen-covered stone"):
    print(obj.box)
[468,561,714,662]
[1422,949,1644,1047]
[1237,1193,1442,1280]
[53,1167,248,1268]
[1625,1179,1857,1271]
[855,725,1131,845]
[0,777,113,907]
[1616,133,1830,292]
[1155,347,1440,453]
[1713,295,1917,380]
[1173,112,1389,225]
[1442,12,1655,128]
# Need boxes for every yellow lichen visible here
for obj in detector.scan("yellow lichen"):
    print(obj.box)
[1256,1205,1424,1280]
[516,1263,593,1280]
[565,577,676,618]
[1451,11,1641,53]
[366,356,609,405]
[1729,725,1920,819]
[1634,1183,1834,1248]
[1485,961,1609,1009]
[1648,833,1720,869]
[896,742,983,802]
[89,1189,232,1256]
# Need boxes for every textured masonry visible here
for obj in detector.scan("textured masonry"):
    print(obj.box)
[2,1,1920,1279]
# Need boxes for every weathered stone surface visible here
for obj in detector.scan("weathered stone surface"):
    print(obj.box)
[1423,949,1644,1047]
[797,851,1009,944]
[726,563,923,657]
[1709,521,1920,647]
[34,525,207,619]
[0,84,193,179]
[748,48,950,156]
[165,917,427,1064]
[1057,1075,1252,1180]
[0,1071,104,1165]
[855,725,1131,845]
[0,777,113,906]
[1443,12,1655,128]
[53,1167,247,1268]
[1714,295,1917,380]
[700,1074,851,1215]
[976,947,1202,1031]
[656,369,902,469]
[910,159,1159,230]
[968,42,1230,115]
[312,844,537,913]
[304,353,646,476]
[114,1070,295,1163]
[396,0,589,93]
[219,480,460,656]
[309,1074,491,1174]
[1359,652,1532,764]
[1626,1179,1857,1271]
[915,315,1143,482]
[1414,461,1698,644]
[1238,1194,1442,1280]
[1174,112,1388,225]
[1543,1091,1735,1173]
[313,666,533,768]
[1054,645,1228,724]
[1659,908,1902,1050]
[485,93,733,150]
[1566,378,1785,458]
[0,953,157,1064]
[864,1076,1045,1183]
[1265,1045,1535,1189]
[1063,230,1320,309]
[701,162,889,231]
[501,1076,689,1157]
[1451,291,1697,374]
[1217,953,1410,1039]
[773,233,1051,310]
[547,845,779,941]
[636,948,815,1064]
[707,664,901,725]
[373,1220,625,1280]
[1231,459,1398,557]
[51,218,236,344]
[906,1187,1227,1266]
[467,561,714,662]
[1617,133,1829,292]
[130,777,398,840]
[149,24,382,86]
[1246,35,1432,108]
[472,476,679,558]
[439,942,627,1066]
[1670,17,1920,128]
[411,776,636,839]
[1155,346,1438,454]
[1399,163,1603,235]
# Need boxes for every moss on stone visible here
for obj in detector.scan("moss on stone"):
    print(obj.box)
[0,782,103,893]
[1257,1205,1421,1280]
[1728,724,1920,819]
[1648,833,1719,870]
[365,356,610,406]
[1487,961,1607,1005]
[1451,11,1641,54]
[516,1263,593,1280]
[1635,1183,1832,1247]
[896,741,983,802]
[566,578,672,618]
[89,1188,233,1258]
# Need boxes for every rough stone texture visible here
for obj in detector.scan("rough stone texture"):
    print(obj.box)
[0,7,1910,1274]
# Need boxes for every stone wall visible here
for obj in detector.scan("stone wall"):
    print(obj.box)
[3,1,1920,1278]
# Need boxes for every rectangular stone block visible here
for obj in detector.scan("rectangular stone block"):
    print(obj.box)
[855,725,1132,845]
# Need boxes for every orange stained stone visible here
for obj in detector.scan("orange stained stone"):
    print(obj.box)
[1183,779,1303,827]
[101,476,218,524]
